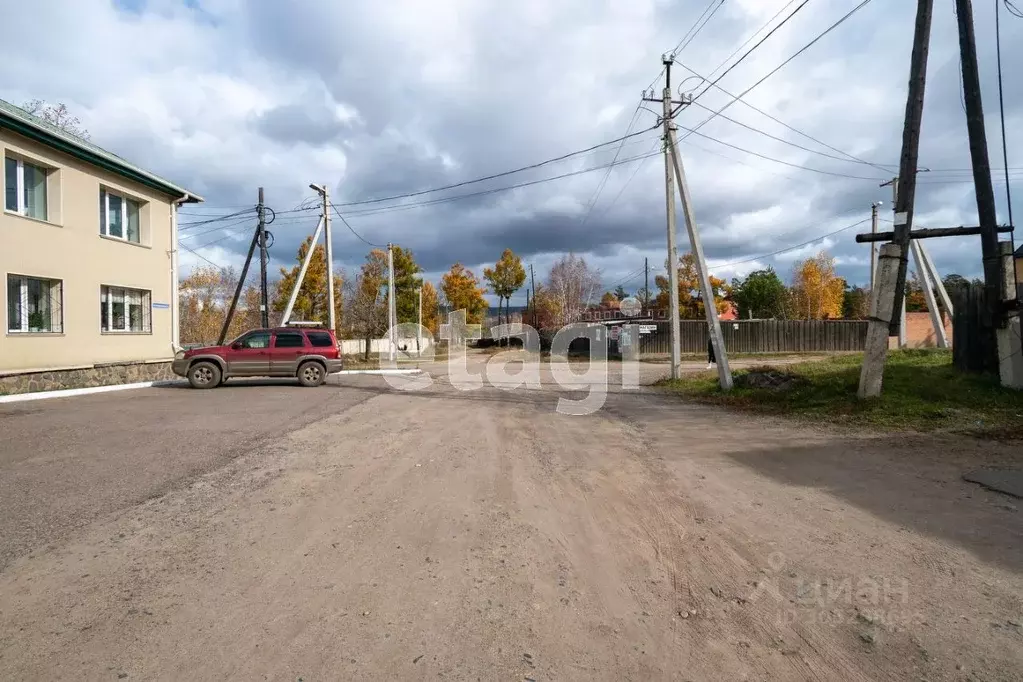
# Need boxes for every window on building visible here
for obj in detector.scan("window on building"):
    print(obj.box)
[100,189,142,243]
[100,285,151,332]
[274,332,306,348]
[7,274,62,333]
[4,156,48,221]
[306,331,334,348]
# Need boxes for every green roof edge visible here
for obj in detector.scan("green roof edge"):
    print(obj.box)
[0,99,203,203]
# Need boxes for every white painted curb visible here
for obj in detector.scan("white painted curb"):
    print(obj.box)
[0,380,184,404]
[337,368,423,376]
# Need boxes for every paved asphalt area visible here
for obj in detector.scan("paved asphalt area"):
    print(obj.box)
[0,375,379,570]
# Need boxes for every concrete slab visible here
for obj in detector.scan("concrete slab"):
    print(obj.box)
[963,468,1023,499]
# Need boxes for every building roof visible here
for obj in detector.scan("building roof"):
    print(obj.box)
[0,99,203,202]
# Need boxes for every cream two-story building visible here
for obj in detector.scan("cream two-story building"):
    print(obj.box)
[1,99,202,392]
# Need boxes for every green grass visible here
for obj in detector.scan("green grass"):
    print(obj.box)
[657,349,1023,436]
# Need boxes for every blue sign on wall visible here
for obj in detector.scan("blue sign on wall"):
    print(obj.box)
[152,302,170,310]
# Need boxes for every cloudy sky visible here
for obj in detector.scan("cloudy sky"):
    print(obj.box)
[3,0,1021,306]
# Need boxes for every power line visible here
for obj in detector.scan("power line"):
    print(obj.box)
[179,241,226,269]
[677,0,882,162]
[334,125,658,208]
[178,207,256,229]
[692,0,810,102]
[341,145,666,218]
[996,0,1015,234]
[716,218,870,269]
[676,121,887,180]
[671,0,726,56]
[704,0,804,81]
[578,105,642,226]
[331,204,386,248]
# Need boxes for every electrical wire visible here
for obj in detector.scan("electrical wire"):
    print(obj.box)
[331,204,386,248]
[340,146,666,218]
[692,0,810,102]
[995,0,1015,234]
[178,207,256,229]
[333,125,658,208]
[1005,0,1023,18]
[578,105,642,226]
[673,59,896,174]
[705,0,804,81]
[715,218,870,268]
[677,0,879,154]
[671,0,727,56]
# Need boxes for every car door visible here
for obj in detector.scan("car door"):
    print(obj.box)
[269,330,308,376]
[226,331,271,377]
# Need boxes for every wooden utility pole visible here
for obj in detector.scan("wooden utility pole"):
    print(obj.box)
[660,58,682,379]
[257,187,269,328]
[859,0,933,397]
[869,201,880,293]
[954,0,1002,334]
[889,0,934,338]
[417,286,422,352]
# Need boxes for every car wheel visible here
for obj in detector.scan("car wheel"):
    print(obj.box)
[297,361,325,387]
[188,361,222,389]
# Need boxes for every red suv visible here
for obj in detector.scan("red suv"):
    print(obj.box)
[172,328,343,389]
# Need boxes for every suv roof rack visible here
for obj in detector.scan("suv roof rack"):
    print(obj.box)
[285,321,324,327]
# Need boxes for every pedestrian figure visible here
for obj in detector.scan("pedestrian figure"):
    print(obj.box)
[706,336,716,370]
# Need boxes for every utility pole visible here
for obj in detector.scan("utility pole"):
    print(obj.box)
[323,186,336,333]
[954,0,1002,334]
[529,264,537,328]
[859,0,933,397]
[664,85,733,391]
[881,177,907,347]
[387,243,396,362]
[659,58,682,379]
[217,227,260,345]
[869,201,880,294]
[417,286,423,353]
[644,256,650,310]
[889,0,934,339]
[257,187,269,328]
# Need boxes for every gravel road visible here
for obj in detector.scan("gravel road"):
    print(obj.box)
[1,355,1020,680]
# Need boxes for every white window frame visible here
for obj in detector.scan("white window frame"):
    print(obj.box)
[100,188,142,243]
[7,274,62,334]
[101,285,151,333]
[4,156,48,220]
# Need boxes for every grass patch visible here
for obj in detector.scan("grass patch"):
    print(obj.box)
[657,349,1023,436]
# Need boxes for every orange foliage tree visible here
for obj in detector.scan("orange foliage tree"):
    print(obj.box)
[441,263,488,325]
[789,251,845,319]
[654,252,730,319]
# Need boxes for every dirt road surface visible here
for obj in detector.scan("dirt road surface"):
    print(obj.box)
[1,354,1021,680]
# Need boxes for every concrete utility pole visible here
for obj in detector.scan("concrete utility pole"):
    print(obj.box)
[859,0,933,397]
[417,286,423,353]
[660,58,682,379]
[257,187,269,328]
[954,0,1003,334]
[280,217,325,326]
[323,186,336,333]
[644,256,650,309]
[387,243,397,362]
[911,239,947,347]
[529,264,537,328]
[881,178,908,347]
[869,201,881,294]
[664,95,733,391]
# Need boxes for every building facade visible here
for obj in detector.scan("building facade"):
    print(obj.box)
[1,99,201,381]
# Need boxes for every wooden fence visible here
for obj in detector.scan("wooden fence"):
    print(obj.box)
[952,283,998,373]
[638,319,868,355]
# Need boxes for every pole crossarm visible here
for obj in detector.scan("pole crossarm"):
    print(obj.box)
[855,225,1013,242]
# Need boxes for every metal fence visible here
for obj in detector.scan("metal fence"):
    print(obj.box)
[639,319,869,355]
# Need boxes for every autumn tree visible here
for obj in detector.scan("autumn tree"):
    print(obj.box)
[655,252,730,319]
[789,251,845,319]
[600,291,620,309]
[345,249,388,359]
[547,253,601,325]
[483,248,527,327]
[178,266,238,345]
[273,236,343,333]
[420,281,440,336]
[731,267,787,319]
[441,263,488,325]
[22,100,90,139]
[530,284,563,329]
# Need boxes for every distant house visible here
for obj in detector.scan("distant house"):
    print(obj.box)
[1,99,203,392]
